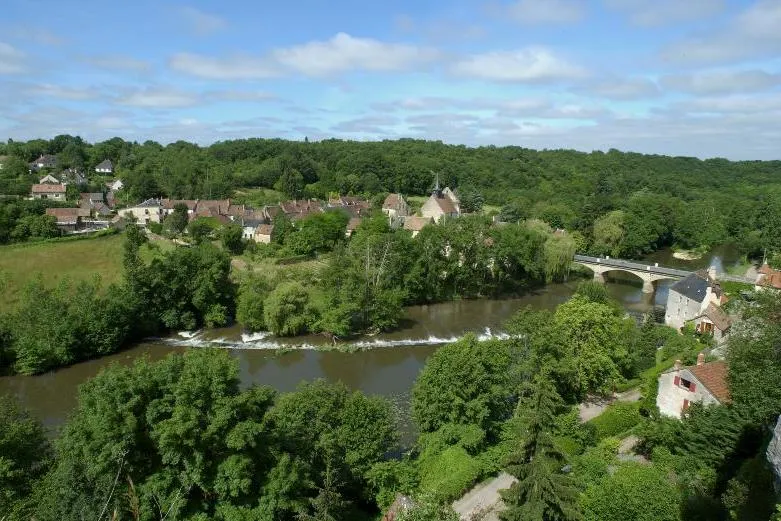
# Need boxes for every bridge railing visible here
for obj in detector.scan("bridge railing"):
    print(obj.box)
[573,254,691,277]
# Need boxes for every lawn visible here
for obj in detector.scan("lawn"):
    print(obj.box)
[231,187,287,207]
[0,232,172,311]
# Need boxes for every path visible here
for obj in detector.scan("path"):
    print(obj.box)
[453,388,642,520]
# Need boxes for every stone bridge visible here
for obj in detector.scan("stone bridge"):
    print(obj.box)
[573,254,693,293]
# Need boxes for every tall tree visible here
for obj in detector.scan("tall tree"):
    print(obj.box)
[500,374,581,521]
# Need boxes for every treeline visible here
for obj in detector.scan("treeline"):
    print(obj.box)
[2,136,781,257]
[0,225,234,375]
[236,213,574,337]
[7,284,776,520]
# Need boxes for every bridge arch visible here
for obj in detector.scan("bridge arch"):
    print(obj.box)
[572,255,689,294]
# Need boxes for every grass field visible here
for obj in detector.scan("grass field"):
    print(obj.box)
[0,233,175,312]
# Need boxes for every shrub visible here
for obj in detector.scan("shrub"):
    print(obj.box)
[589,402,643,440]
[417,446,482,503]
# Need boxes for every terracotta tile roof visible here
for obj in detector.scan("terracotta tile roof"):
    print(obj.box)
[46,207,89,221]
[404,216,432,232]
[688,360,731,404]
[382,193,402,209]
[757,264,781,289]
[197,199,231,214]
[430,195,457,215]
[31,183,66,193]
[162,199,198,210]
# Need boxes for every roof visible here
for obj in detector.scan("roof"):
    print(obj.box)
[162,199,197,210]
[95,159,113,169]
[404,216,432,231]
[432,195,458,214]
[198,199,231,214]
[382,193,403,210]
[135,198,162,208]
[347,217,362,231]
[254,224,274,235]
[46,207,89,220]
[242,218,265,228]
[696,303,732,331]
[757,264,781,289]
[31,183,66,193]
[34,154,57,164]
[688,361,731,404]
[81,192,104,203]
[670,272,711,303]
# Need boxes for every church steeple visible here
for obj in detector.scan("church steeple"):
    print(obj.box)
[432,171,442,197]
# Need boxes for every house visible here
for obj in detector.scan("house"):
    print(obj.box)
[253,224,274,244]
[45,207,90,232]
[31,183,66,201]
[80,192,112,217]
[657,354,730,419]
[346,217,362,237]
[382,193,409,224]
[241,218,265,240]
[279,199,324,220]
[162,199,198,218]
[403,216,432,238]
[95,159,113,174]
[756,263,781,291]
[30,154,57,170]
[420,177,460,223]
[106,179,124,191]
[59,168,87,186]
[38,174,61,185]
[689,303,732,343]
[118,198,164,225]
[665,269,726,332]
[328,195,371,217]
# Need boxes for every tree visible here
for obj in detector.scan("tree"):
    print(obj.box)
[501,374,580,521]
[581,464,681,521]
[0,395,51,520]
[187,217,213,244]
[412,335,515,437]
[163,202,189,235]
[458,186,484,214]
[264,281,315,336]
[236,274,272,331]
[11,214,59,241]
[221,222,245,255]
[275,168,305,198]
[591,210,625,257]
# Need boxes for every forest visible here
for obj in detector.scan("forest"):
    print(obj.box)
[3,283,780,520]
[2,136,781,258]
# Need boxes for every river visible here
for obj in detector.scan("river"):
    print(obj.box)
[0,245,745,434]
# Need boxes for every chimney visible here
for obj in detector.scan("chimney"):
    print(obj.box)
[674,359,682,370]
[697,352,705,366]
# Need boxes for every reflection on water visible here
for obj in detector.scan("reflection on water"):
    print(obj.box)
[0,244,743,435]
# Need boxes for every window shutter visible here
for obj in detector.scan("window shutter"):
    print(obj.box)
[683,399,690,410]
[690,382,696,392]
[674,375,680,386]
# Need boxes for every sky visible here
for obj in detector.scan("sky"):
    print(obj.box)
[1,0,780,159]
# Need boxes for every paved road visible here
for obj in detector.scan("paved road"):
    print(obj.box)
[453,389,643,520]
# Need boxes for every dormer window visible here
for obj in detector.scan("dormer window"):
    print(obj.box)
[674,375,696,392]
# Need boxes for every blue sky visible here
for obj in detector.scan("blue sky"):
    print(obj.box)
[1,0,780,159]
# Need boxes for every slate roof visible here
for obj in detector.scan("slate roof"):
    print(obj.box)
[670,272,711,303]
[31,183,66,193]
[688,361,731,404]
[136,198,162,208]
[95,159,113,170]
[242,218,265,228]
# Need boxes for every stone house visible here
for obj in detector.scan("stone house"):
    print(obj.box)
[689,302,732,343]
[420,178,460,223]
[30,154,57,171]
[253,224,273,244]
[665,269,728,335]
[657,354,730,419]
[95,159,113,174]
[45,207,90,233]
[118,198,164,225]
[241,218,265,240]
[38,174,61,185]
[30,183,66,201]
[756,263,781,291]
[382,193,409,221]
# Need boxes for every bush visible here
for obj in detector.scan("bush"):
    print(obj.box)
[418,446,482,503]
[589,402,643,440]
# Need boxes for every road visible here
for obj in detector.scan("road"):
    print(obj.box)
[452,389,642,520]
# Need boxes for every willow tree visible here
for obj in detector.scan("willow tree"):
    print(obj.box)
[544,234,576,282]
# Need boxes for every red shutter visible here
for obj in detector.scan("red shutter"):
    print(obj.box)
[690,382,696,392]
[674,375,680,386]
[683,399,690,410]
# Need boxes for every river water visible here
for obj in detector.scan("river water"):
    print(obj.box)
[0,246,744,433]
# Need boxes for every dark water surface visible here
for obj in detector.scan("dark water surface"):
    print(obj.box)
[0,246,743,433]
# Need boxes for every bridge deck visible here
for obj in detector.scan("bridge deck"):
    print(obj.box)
[573,254,755,284]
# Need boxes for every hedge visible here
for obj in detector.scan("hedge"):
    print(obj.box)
[589,402,643,440]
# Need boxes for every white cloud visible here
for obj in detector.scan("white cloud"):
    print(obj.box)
[0,42,27,74]
[206,90,278,102]
[82,55,152,72]
[117,88,199,108]
[450,47,587,83]
[272,32,440,76]
[604,0,724,26]
[661,0,781,64]
[578,77,661,100]
[661,69,781,95]
[169,52,280,79]
[507,0,586,24]
[6,27,65,46]
[30,84,104,101]
[178,6,228,35]
[331,115,400,133]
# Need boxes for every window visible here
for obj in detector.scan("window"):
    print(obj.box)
[677,377,696,392]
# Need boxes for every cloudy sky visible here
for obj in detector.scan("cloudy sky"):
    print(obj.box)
[1,0,780,159]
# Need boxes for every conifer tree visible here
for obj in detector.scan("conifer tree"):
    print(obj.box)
[500,373,581,521]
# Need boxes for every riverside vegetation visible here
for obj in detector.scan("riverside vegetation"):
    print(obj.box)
[2,283,780,520]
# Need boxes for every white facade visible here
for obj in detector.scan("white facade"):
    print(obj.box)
[118,200,163,225]
[665,290,706,330]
